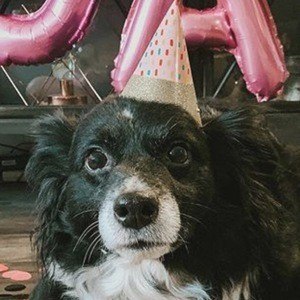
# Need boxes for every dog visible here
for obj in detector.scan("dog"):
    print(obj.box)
[26,96,300,300]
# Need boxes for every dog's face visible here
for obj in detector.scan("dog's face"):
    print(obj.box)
[64,98,212,260]
[27,97,286,277]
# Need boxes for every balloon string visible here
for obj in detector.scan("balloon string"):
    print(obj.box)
[21,4,30,14]
[1,66,28,106]
[18,79,40,104]
[213,61,237,98]
[76,65,103,102]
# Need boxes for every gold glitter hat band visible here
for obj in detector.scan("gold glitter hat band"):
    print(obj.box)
[122,75,201,124]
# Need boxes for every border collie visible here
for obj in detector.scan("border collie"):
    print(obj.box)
[26,97,300,300]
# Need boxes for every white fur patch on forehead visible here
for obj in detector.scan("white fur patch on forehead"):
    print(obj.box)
[122,108,134,120]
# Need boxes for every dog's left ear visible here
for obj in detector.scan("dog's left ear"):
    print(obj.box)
[203,109,283,214]
[202,108,283,236]
[203,109,279,176]
[202,108,279,190]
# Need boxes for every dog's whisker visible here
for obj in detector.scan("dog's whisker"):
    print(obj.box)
[165,115,176,128]
[180,213,207,229]
[73,221,99,252]
[82,236,101,267]
[77,221,98,242]
[87,236,102,263]
[72,209,98,219]
[161,116,180,140]
[75,224,99,250]
[168,121,180,132]
[82,237,98,267]
[180,202,216,212]
[177,233,187,244]
[177,232,189,255]
[89,230,100,239]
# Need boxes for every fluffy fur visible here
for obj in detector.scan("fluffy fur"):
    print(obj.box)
[26,97,300,300]
[48,256,208,300]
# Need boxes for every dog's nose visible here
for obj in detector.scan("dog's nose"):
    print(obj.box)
[114,194,158,229]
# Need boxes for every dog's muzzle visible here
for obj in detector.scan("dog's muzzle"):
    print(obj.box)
[98,176,181,258]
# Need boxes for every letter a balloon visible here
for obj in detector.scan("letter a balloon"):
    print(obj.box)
[112,0,289,102]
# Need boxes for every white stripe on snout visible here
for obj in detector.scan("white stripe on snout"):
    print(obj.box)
[98,176,181,257]
[122,176,151,195]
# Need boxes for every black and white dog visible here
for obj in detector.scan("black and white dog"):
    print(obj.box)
[26,97,300,300]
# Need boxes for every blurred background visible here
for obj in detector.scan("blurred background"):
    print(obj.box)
[0,0,299,183]
[0,0,299,105]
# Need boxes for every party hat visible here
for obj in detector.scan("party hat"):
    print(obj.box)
[121,0,201,124]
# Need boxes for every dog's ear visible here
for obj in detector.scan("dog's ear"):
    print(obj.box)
[202,108,289,252]
[25,111,77,268]
[26,111,76,188]
[203,108,278,198]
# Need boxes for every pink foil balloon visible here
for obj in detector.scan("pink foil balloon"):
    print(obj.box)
[111,0,175,93]
[0,0,100,66]
[181,5,236,50]
[112,0,289,101]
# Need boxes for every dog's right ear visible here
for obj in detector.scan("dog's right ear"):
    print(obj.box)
[25,112,78,268]
[26,111,76,189]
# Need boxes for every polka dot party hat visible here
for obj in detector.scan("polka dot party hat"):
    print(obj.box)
[121,0,201,123]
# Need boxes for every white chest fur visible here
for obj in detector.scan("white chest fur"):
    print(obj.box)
[50,255,209,300]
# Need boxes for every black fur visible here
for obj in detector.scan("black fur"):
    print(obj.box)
[26,97,300,299]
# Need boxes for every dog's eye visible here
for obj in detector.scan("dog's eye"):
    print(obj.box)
[168,146,189,164]
[85,150,108,171]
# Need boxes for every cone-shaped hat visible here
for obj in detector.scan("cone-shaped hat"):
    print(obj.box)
[121,0,201,124]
